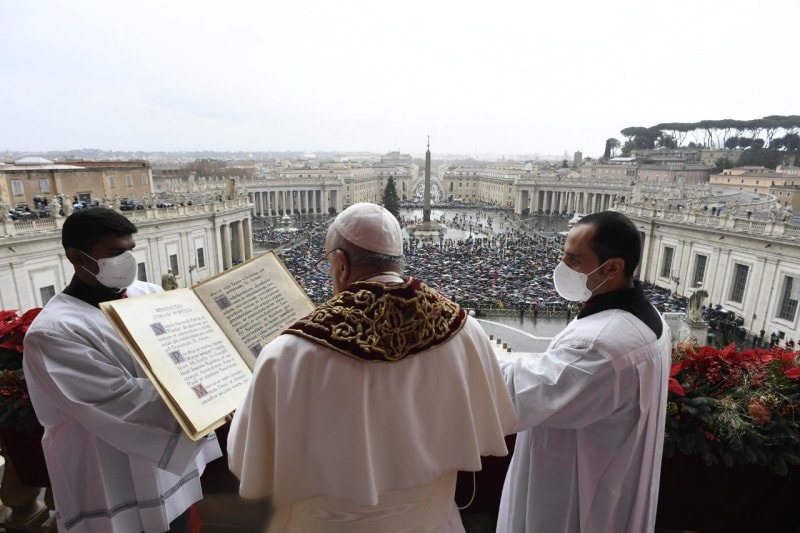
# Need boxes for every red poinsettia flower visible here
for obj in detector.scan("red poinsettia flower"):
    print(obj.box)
[668,361,685,397]
[0,308,42,353]
[786,367,800,380]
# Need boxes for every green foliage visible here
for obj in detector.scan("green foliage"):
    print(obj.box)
[621,115,800,152]
[621,139,635,156]
[0,369,38,431]
[382,176,401,220]
[620,127,661,151]
[713,157,735,173]
[603,138,620,159]
[737,147,786,170]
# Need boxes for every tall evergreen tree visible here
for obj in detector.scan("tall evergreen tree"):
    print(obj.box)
[382,176,400,220]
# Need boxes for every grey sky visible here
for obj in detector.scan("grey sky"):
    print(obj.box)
[2,0,798,158]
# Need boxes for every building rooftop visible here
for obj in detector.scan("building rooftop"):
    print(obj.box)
[2,158,85,170]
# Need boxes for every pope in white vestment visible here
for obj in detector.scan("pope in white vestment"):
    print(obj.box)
[228,275,517,533]
[24,280,221,533]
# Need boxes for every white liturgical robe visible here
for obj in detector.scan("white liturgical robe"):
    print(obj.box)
[497,307,671,533]
[23,281,221,533]
[228,315,516,532]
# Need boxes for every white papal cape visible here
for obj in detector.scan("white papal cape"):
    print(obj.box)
[228,277,516,532]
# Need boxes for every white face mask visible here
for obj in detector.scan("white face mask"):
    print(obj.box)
[81,250,138,289]
[552,260,610,302]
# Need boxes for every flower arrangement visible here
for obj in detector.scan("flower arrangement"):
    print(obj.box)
[664,341,800,475]
[0,308,42,431]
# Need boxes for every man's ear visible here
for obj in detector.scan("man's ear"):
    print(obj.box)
[65,247,90,269]
[335,248,350,287]
[605,257,625,280]
[65,247,81,264]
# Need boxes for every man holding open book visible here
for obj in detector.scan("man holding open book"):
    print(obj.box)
[23,208,222,533]
[228,202,517,532]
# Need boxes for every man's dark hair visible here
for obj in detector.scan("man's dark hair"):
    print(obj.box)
[62,208,138,251]
[576,211,641,277]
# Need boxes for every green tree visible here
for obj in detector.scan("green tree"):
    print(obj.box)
[603,138,620,159]
[783,133,800,151]
[737,147,785,169]
[713,157,735,173]
[621,139,635,156]
[382,176,401,220]
[620,126,660,150]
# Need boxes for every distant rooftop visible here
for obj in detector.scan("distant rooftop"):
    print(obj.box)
[15,156,53,165]
[2,157,85,170]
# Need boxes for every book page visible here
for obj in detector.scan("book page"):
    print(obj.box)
[193,251,315,369]
[101,290,253,439]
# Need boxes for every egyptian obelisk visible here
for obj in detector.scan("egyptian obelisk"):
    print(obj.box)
[408,137,445,240]
[423,136,431,223]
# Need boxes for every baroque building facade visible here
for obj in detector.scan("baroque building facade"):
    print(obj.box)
[239,161,417,216]
[0,158,154,209]
[619,203,800,344]
[0,199,253,312]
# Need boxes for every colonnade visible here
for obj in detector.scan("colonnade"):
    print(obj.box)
[249,188,340,216]
[218,217,253,270]
[516,188,618,215]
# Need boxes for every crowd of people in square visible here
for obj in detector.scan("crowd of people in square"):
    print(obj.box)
[274,209,689,316]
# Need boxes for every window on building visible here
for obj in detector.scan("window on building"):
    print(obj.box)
[777,276,799,321]
[169,254,179,276]
[141,173,149,185]
[693,255,707,287]
[11,180,23,196]
[137,262,147,281]
[40,285,56,305]
[109,176,117,188]
[126,174,133,187]
[39,179,50,193]
[197,247,205,269]
[661,247,674,278]
[729,263,749,303]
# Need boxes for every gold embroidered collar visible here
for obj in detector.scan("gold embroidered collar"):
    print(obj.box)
[284,277,466,362]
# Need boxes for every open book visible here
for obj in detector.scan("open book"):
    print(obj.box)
[100,251,315,440]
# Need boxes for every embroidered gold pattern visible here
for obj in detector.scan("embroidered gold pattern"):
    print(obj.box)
[285,277,466,362]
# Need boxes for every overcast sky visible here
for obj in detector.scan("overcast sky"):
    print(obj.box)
[2,0,798,159]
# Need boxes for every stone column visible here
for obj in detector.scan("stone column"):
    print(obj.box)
[221,224,232,270]
[242,218,253,260]
[236,221,246,262]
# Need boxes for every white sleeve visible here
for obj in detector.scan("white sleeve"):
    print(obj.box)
[23,327,202,474]
[501,341,624,431]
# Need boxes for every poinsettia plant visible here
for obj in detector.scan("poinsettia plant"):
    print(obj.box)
[0,308,42,431]
[664,341,800,475]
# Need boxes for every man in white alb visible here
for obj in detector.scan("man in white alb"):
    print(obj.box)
[24,208,221,533]
[496,211,671,533]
